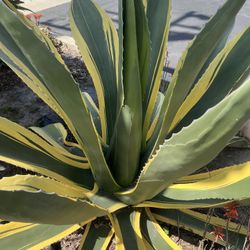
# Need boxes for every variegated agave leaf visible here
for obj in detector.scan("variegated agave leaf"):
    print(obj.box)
[0,0,250,249]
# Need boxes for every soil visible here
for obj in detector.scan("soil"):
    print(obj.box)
[0,29,250,250]
[0,28,95,128]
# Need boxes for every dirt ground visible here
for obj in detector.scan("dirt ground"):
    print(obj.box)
[0,32,250,250]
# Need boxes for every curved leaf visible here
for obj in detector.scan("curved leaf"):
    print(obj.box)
[153,209,247,248]
[70,0,120,142]
[0,2,119,192]
[0,175,93,199]
[0,176,105,225]
[176,26,250,132]
[30,122,86,158]
[0,222,81,250]
[87,191,127,214]
[117,78,250,204]
[79,222,113,250]
[180,209,248,235]
[0,130,94,189]
[137,198,229,210]
[82,92,102,138]
[169,27,250,132]
[109,208,146,250]
[146,92,164,141]
[141,208,181,249]
[147,0,247,156]
[142,0,172,148]
[163,162,250,201]
[0,117,88,169]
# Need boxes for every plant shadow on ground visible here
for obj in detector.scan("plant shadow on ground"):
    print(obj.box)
[169,11,210,42]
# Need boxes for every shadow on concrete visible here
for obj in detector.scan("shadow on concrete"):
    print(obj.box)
[169,11,210,41]
[106,10,118,24]
[41,19,70,31]
[41,11,119,35]
[169,31,196,41]
[165,66,175,75]
[106,9,118,16]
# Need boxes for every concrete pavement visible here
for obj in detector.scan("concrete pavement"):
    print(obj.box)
[22,0,250,68]
[21,0,70,12]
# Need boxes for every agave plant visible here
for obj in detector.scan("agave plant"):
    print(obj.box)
[0,0,250,249]
[0,0,29,67]
[8,0,26,10]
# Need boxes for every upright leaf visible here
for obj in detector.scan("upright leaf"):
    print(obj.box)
[147,0,247,157]
[117,0,124,114]
[134,0,150,99]
[169,27,250,132]
[142,0,172,148]
[109,208,146,250]
[0,2,119,192]
[117,78,250,204]
[110,0,142,187]
[176,27,250,131]
[70,0,121,142]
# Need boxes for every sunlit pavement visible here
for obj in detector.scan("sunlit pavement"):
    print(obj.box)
[22,0,250,68]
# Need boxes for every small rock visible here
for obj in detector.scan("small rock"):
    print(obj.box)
[0,166,5,171]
